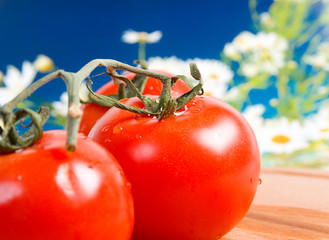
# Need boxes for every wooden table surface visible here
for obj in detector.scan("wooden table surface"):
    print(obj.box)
[224,168,329,240]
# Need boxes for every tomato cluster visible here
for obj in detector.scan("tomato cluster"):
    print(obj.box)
[0,69,260,240]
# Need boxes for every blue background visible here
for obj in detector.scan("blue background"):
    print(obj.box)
[0,0,273,100]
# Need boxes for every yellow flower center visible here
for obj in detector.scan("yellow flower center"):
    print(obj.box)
[320,128,329,133]
[209,73,219,80]
[138,32,148,42]
[271,135,291,144]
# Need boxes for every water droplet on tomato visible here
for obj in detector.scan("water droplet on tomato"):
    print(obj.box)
[135,134,142,140]
[101,126,111,134]
[17,175,22,181]
[105,138,111,144]
[258,178,262,185]
[191,108,200,113]
[113,126,123,134]
[126,182,132,190]
[134,114,143,120]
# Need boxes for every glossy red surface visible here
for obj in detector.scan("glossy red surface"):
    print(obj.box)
[89,95,261,240]
[0,130,134,240]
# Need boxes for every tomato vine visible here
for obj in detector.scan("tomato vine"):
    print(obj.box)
[0,59,202,153]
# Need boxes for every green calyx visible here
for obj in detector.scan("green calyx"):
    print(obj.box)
[0,59,203,154]
[85,62,204,120]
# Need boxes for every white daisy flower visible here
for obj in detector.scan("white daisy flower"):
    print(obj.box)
[305,55,329,70]
[148,57,233,99]
[222,86,240,102]
[224,31,288,77]
[242,104,265,129]
[252,32,288,75]
[185,58,234,99]
[304,104,329,141]
[186,58,233,83]
[122,30,162,44]
[254,117,309,154]
[147,56,186,75]
[304,42,329,71]
[232,31,257,53]
[52,82,89,117]
[0,61,37,106]
[241,63,259,77]
[223,43,241,61]
[33,54,55,73]
[52,92,68,116]
[259,12,274,28]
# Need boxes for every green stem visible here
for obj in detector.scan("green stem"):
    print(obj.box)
[138,41,146,62]
[248,0,260,30]
[276,70,289,117]
[78,59,171,83]
[1,59,190,153]
[109,72,146,102]
[63,72,83,151]
[117,83,126,99]
[157,76,173,112]
[86,80,158,115]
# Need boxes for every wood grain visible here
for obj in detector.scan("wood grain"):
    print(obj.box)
[224,168,329,240]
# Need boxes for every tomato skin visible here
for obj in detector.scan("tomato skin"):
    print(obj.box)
[79,70,190,135]
[0,130,134,240]
[89,95,261,240]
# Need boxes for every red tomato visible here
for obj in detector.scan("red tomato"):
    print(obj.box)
[0,130,134,240]
[88,95,261,240]
[79,70,190,135]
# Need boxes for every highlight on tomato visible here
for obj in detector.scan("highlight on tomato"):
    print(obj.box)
[79,70,190,135]
[0,130,134,240]
[88,94,261,240]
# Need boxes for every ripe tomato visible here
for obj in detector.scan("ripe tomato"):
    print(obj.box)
[79,70,190,135]
[88,95,261,240]
[0,130,134,240]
